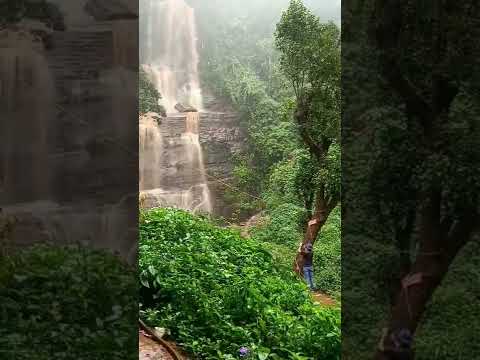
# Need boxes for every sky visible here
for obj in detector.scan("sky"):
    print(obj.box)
[50,0,340,27]
[307,0,341,24]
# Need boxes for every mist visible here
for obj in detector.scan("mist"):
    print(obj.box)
[52,0,339,28]
[48,0,93,27]
[187,0,340,24]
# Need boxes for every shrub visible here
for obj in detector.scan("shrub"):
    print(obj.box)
[139,67,166,116]
[139,208,340,359]
[313,207,341,297]
[250,203,307,246]
[250,204,341,298]
[0,245,137,360]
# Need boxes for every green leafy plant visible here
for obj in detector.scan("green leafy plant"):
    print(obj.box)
[251,205,341,298]
[139,67,166,116]
[250,203,306,246]
[0,245,137,360]
[313,206,341,298]
[0,0,65,30]
[139,208,340,359]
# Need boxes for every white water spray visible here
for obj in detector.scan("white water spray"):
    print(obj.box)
[139,0,213,213]
[140,0,204,112]
[139,112,163,191]
[180,112,212,213]
[0,30,54,203]
[139,112,213,213]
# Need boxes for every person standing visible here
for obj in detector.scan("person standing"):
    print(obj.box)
[302,242,315,290]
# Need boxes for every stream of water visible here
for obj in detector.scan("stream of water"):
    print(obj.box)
[139,0,212,213]
[0,31,54,204]
[141,0,203,112]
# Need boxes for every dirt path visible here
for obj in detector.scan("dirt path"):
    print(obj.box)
[139,323,189,360]
[312,291,337,307]
[163,340,189,359]
[140,331,175,360]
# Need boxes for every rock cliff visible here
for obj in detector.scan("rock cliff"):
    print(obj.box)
[140,110,244,218]
[1,23,244,258]
[1,24,138,261]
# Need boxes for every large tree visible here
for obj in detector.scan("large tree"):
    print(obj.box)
[332,1,480,358]
[275,0,340,276]
[368,1,480,358]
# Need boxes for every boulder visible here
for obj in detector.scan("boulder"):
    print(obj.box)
[174,103,198,113]
[140,112,163,125]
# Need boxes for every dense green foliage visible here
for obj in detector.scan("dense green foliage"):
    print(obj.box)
[139,67,166,116]
[0,0,64,30]
[0,245,137,360]
[195,0,341,241]
[251,203,307,246]
[193,0,342,301]
[343,0,480,358]
[253,206,341,298]
[139,208,340,359]
[274,0,341,214]
[195,0,341,257]
[312,207,341,297]
[194,1,303,218]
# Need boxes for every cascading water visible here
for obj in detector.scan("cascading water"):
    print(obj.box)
[0,24,142,262]
[0,30,54,204]
[139,112,213,214]
[181,112,212,213]
[139,113,163,191]
[140,0,204,112]
[139,0,213,213]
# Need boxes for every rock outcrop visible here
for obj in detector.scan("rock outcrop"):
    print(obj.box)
[1,24,138,262]
[84,0,138,21]
[174,103,198,113]
[140,110,244,217]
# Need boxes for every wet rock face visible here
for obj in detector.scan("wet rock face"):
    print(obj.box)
[196,93,244,210]
[1,25,138,260]
[200,111,245,217]
[200,112,244,179]
[46,28,138,204]
[1,200,138,264]
[174,103,198,113]
[140,111,245,217]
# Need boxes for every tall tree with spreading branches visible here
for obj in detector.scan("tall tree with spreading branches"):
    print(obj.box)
[275,0,341,277]
[366,1,480,358]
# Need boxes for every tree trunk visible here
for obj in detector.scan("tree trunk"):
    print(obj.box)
[375,252,450,359]
[374,195,476,360]
[388,210,416,310]
[293,189,336,276]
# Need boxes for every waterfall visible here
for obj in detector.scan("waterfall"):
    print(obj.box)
[139,0,213,214]
[0,31,54,204]
[2,196,138,265]
[140,0,204,112]
[181,112,212,213]
[139,113,163,191]
[139,112,213,214]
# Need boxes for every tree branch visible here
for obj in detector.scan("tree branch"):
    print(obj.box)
[295,94,325,161]
[372,0,434,130]
[295,93,329,161]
